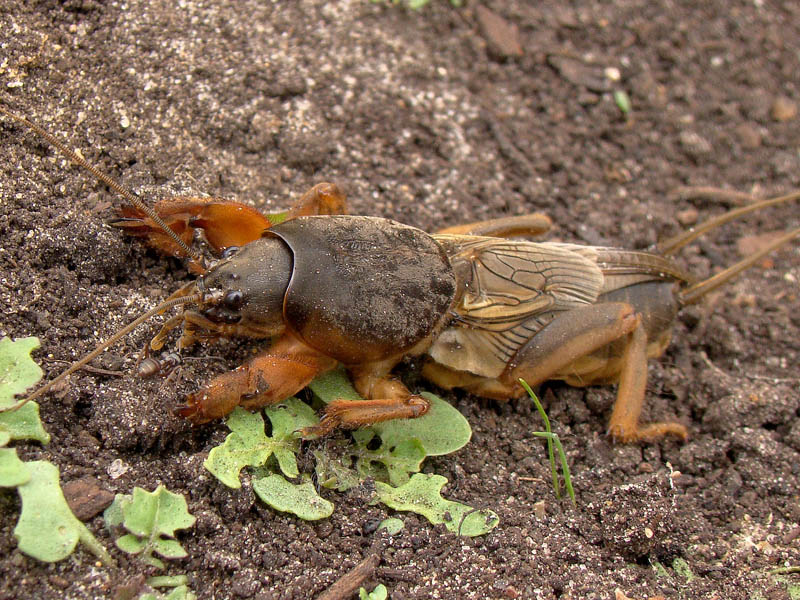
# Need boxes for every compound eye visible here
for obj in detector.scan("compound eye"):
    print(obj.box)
[223,290,244,310]
[221,246,241,259]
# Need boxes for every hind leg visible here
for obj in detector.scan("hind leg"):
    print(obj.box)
[112,182,348,258]
[436,213,551,238]
[501,304,687,442]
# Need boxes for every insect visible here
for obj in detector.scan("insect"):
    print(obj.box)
[137,352,182,378]
[2,103,798,443]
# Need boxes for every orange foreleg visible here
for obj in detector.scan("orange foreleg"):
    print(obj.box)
[175,333,336,423]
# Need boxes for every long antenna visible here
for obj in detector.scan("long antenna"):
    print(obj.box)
[0,102,204,265]
[0,293,202,414]
[679,226,800,305]
[656,191,800,256]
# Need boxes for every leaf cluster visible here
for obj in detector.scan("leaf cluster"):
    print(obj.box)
[104,485,197,569]
[204,368,499,536]
[0,337,112,565]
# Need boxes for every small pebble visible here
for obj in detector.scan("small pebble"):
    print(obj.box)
[771,96,797,122]
[676,207,699,227]
[735,123,762,148]
[107,458,130,479]
[679,130,713,159]
[604,66,621,82]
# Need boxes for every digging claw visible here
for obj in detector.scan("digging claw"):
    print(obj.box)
[173,403,194,418]
[295,417,338,439]
[173,393,210,423]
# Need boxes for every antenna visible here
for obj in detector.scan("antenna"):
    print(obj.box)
[0,102,205,267]
[0,293,202,414]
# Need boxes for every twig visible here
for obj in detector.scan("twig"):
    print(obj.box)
[668,186,756,207]
[316,550,381,600]
[768,565,800,575]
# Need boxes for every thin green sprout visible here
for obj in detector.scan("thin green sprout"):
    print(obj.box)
[519,379,576,506]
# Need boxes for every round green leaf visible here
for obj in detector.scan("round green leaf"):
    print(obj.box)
[368,393,471,456]
[252,474,333,520]
[0,448,31,487]
[310,369,471,455]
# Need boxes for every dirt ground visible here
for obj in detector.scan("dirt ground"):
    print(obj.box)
[1,1,799,598]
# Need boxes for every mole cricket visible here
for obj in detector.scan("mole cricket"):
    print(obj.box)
[2,103,798,442]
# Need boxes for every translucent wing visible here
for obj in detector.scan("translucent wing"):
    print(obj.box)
[428,235,606,377]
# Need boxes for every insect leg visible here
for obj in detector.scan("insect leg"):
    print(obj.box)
[606,321,688,442]
[301,370,430,437]
[501,302,687,442]
[502,303,640,386]
[434,213,551,238]
[111,182,347,258]
[283,182,348,219]
[112,197,273,257]
[174,333,336,423]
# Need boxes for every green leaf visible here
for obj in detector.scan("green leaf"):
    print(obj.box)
[104,485,195,569]
[378,517,404,535]
[117,533,147,554]
[354,438,426,487]
[147,575,189,587]
[308,367,360,404]
[313,449,361,492]
[266,210,289,225]
[164,586,195,600]
[0,337,49,445]
[0,337,43,400]
[309,369,471,455]
[138,585,195,600]
[369,393,470,456]
[146,575,189,588]
[376,473,499,536]
[204,399,318,488]
[614,89,632,114]
[14,461,112,564]
[360,584,388,600]
[0,447,31,487]
[152,537,188,559]
[252,473,334,520]
[672,557,695,582]
[269,399,318,476]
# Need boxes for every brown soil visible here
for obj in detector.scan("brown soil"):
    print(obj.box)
[1,1,799,599]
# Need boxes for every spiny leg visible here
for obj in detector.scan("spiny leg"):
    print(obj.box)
[112,197,271,259]
[112,182,349,258]
[175,333,336,423]
[284,182,348,218]
[606,320,688,442]
[499,303,687,443]
[502,303,640,386]
[302,366,430,437]
[422,304,642,400]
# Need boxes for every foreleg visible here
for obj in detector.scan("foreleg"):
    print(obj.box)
[175,333,336,423]
[301,365,430,437]
[112,182,348,258]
